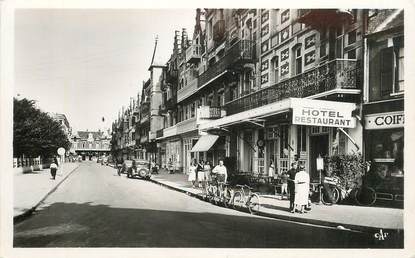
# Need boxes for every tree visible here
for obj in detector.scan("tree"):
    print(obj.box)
[13,98,70,159]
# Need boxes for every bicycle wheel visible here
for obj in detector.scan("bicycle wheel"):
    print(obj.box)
[354,186,376,206]
[322,187,340,204]
[232,191,243,210]
[248,194,260,215]
[222,188,231,208]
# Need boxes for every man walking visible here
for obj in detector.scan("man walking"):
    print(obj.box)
[287,162,298,213]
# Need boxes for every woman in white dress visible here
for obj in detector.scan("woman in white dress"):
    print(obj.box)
[188,159,197,187]
[294,165,310,213]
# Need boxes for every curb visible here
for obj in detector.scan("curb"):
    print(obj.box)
[13,164,81,224]
[147,176,402,234]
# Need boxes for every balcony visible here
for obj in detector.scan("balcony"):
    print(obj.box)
[225,59,361,115]
[198,40,254,89]
[213,19,225,42]
[177,117,197,135]
[185,44,202,64]
[197,106,225,119]
[297,9,353,28]
[163,125,178,138]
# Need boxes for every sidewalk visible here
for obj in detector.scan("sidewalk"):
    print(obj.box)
[14,162,80,221]
[149,170,403,233]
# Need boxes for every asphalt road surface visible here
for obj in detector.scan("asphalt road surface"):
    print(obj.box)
[14,162,392,248]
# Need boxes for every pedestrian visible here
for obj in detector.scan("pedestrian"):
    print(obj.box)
[212,159,227,184]
[294,164,310,214]
[268,160,275,183]
[280,170,289,200]
[50,157,58,180]
[287,162,298,213]
[188,159,197,187]
[204,161,212,183]
[197,160,205,188]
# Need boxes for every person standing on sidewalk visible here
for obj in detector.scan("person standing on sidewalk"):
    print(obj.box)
[50,157,58,180]
[197,160,205,188]
[287,162,298,212]
[294,165,310,214]
[188,159,197,187]
[212,159,227,184]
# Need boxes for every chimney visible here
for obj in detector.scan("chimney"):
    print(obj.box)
[182,28,188,49]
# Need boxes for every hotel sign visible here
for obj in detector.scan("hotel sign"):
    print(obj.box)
[291,98,356,128]
[365,111,404,130]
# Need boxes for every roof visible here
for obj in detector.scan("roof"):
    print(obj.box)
[76,130,104,140]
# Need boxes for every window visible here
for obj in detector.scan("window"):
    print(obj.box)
[272,56,279,83]
[184,106,188,120]
[297,125,307,153]
[191,103,195,118]
[320,42,327,57]
[347,49,356,59]
[348,30,357,45]
[208,19,213,39]
[279,125,289,158]
[253,19,257,29]
[295,47,302,75]
[280,9,290,23]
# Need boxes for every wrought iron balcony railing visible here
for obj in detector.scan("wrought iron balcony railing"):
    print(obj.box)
[225,59,360,115]
[198,40,254,88]
[197,106,224,119]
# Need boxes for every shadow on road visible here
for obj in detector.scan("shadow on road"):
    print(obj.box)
[13,202,403,248]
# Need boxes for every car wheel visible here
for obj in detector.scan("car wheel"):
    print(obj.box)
[138,169,148,178]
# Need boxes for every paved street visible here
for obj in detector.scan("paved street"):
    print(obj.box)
[14,162,396,248]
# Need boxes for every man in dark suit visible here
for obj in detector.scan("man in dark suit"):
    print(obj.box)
[287,162,298,213]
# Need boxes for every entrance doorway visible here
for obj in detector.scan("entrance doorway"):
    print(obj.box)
[309,134,329,182]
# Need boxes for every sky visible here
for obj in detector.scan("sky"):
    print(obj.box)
[15,9,195,133]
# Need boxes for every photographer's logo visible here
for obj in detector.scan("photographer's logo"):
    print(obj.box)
[374,229,389,241]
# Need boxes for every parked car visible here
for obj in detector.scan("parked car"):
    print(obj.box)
[123,159,151,179]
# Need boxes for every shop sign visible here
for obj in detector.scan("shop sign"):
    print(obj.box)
[291,98,356,128]
[365,111,404,130]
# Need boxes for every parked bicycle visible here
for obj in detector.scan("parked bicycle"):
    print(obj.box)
[231,184,261,215]
[205,174,232,207]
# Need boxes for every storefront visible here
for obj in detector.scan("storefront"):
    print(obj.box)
[364,109,404,199]
[200,98,360,181]
[166,139,182,173]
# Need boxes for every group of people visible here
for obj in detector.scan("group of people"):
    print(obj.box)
[188,159,227,188]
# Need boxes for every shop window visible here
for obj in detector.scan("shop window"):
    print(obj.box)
[366,129,404,194]
[331,128,347,155]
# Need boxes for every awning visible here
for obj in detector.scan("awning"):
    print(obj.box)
[190,134,219,152]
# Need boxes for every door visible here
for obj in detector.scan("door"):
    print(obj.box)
[309,135,329,182]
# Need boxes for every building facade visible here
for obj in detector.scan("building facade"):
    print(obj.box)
[71,130,111,160]
[111,9,404,196]
[362,9,404,199]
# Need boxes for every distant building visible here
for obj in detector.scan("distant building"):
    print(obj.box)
[71,130,111,160]
[51,113,72,136]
